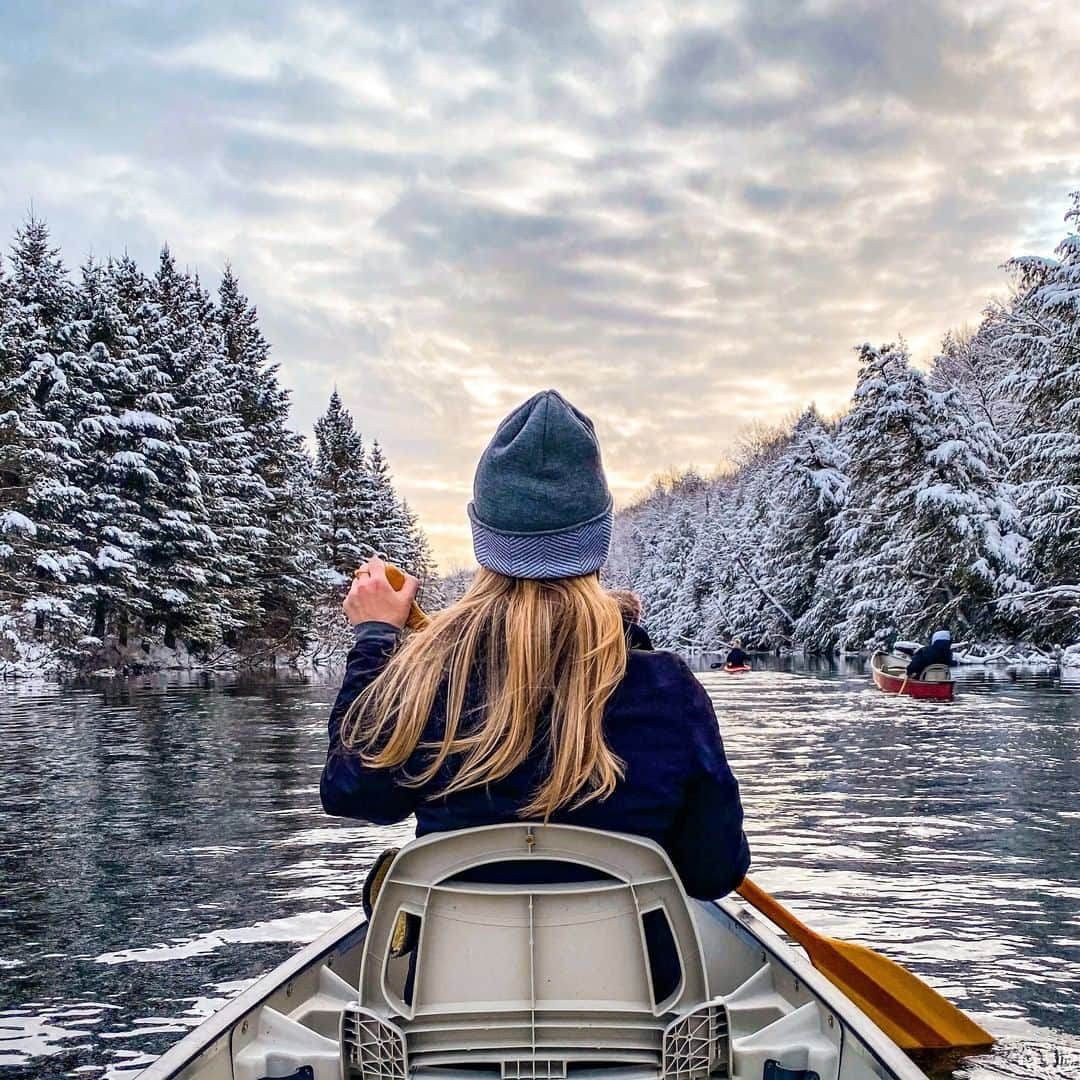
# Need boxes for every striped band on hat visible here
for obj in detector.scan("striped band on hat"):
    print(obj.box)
[469,509,612,580]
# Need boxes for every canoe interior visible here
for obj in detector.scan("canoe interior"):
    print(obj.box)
[140,899,926,1080]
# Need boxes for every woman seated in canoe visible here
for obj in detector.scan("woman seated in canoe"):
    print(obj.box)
[725,638,750,669]
[321,389,750,901]
[906,629,953,679]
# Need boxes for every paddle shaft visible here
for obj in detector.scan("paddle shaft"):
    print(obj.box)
[737,877,817,950]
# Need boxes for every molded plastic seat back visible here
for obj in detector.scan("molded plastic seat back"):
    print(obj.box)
[359,824,710,1040]
[921,664,950,683]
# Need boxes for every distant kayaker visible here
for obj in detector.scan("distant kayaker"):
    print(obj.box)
[906,630,953,679]
[322,389,750,902]
[725,638,750,668]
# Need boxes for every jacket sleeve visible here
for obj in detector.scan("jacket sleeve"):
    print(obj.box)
[320,622,421,825]
[665,668,751,899]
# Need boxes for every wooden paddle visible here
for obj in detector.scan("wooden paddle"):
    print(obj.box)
[369,564,994,1052]
[737,877,994,1051]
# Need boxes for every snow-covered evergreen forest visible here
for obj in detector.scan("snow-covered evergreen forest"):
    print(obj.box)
[0,218,433,675]
[608,193,1080,653]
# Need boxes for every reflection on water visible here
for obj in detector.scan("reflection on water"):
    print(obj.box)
[0,659,1077,1079]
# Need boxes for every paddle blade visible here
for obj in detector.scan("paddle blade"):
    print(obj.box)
[736,878,993,1051]
[812,935,995,1051]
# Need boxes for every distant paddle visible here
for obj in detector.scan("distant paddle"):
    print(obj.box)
[377,564,994,1052]
[736,877,994,1051]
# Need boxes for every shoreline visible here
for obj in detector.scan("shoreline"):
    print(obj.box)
[5,637,1079,682]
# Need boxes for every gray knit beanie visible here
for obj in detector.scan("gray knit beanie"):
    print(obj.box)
[468,389,613,579]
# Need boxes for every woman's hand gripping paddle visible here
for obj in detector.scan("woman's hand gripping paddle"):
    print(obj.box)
[347,557,427,630]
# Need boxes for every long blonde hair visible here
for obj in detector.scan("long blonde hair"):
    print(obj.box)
[340,569,628,819]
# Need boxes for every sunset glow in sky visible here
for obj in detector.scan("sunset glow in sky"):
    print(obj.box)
[2,0,1078,565]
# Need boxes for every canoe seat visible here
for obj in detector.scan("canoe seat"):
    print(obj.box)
[346,823,726,1080]
[920,664,950,683]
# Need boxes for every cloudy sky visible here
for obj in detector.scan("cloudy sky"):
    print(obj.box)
[2,1,1078,565]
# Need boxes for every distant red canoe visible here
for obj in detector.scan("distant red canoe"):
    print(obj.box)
[870,651,954,701]
[724,664,752,675]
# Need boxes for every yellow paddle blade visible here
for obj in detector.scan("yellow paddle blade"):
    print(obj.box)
[737,878,994,1051]
[812,935,993,1051]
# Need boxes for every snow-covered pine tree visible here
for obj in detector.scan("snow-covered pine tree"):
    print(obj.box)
[131,247,221,648]
[69,257,152,642]
[711,434,798,646]
[365,440,400,557]
[797,343,933,649]
[266,452,323,652]
[758,408,847,642]
[174,269,269,641]
[908,386,1027,638]
[995,191,1080,640]
[365,439,434,576]
[798,341,1024,650]
[397,497,438,588]
[0,247,33,619]
[931,325,1024,443]
[0,218,87,641]
[628,472,709,648]
[681,489,729,646]
[314,390,373,577]
[218,266,319,650]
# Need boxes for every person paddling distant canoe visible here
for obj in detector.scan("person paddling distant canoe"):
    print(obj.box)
[725,638,750,669]
[906,629,953,680]
[321,389,750,905]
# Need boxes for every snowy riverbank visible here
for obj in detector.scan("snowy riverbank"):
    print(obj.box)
[0,619,356,681]
[953,643,1062,667]
[6,623,1080,681]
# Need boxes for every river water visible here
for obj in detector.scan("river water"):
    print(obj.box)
[1,658,1077,1079]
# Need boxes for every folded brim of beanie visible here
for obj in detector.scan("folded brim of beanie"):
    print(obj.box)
[468,503,612,580]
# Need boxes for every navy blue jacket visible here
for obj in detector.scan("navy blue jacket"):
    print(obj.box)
[906,639,953,678]
[321,622,751,899]
[725,647,750,668]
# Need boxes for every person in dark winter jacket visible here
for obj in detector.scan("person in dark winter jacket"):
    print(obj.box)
[321,390,750,902]
[906,630,953,679]
[725,638,750,668]
[607,588,655,651]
